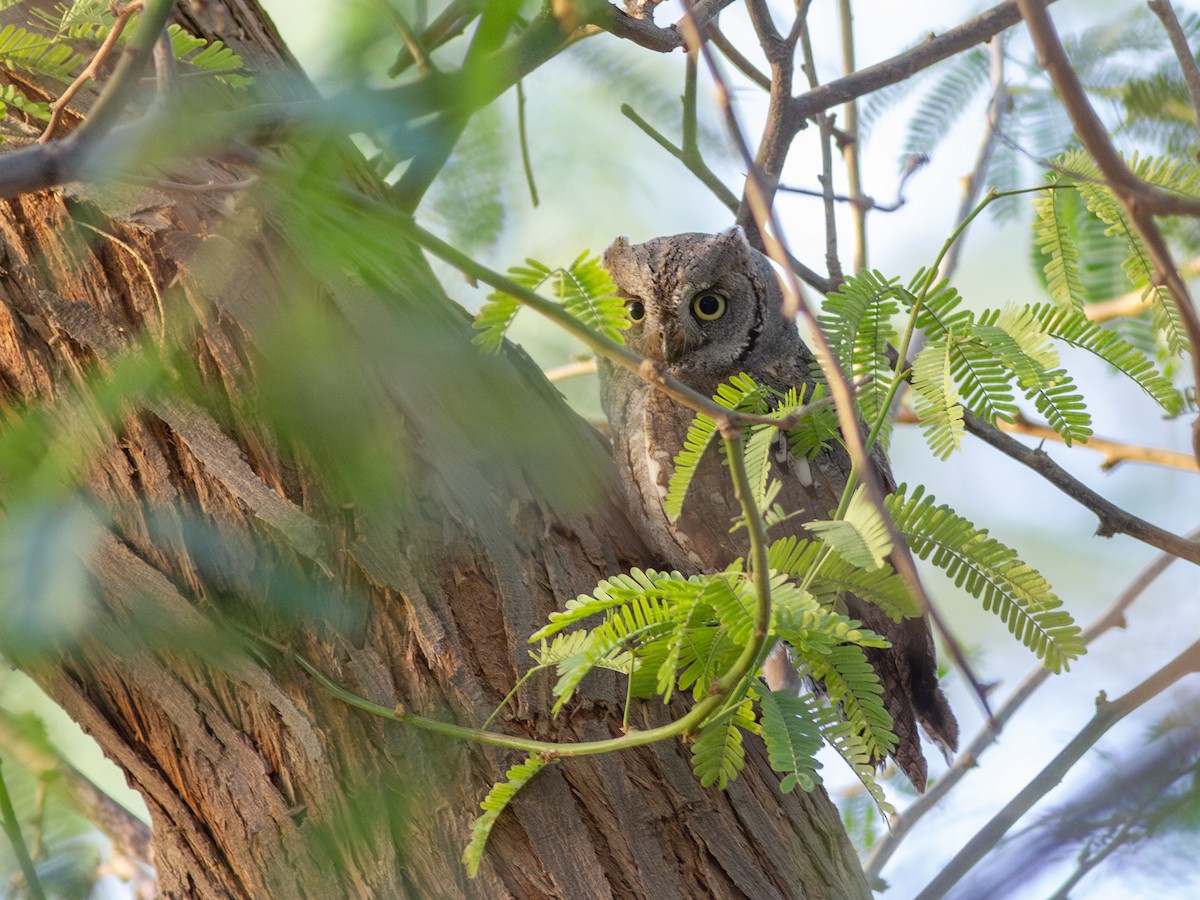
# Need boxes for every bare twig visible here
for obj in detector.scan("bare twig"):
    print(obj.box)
[0,761,47,900]
[794,3,843,281]
[913,637,1200,899]
[864,525,1200,881]
[516,80,539,206]
[788,0,1062,128]
[39,1,145,143]
[544,359,596,382]
[1148,0,1200,136]
[898,407,1200,472]
[706,19,770,90]
[678,1,994,722]
[1000,412,1200,473]
[963,410,1200,564]
[371,0,435,75]
[1019,0,1200,465]
[837,0,868,271]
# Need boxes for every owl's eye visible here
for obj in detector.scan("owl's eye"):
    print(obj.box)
[628,300,646,322]
[691,291,726,321]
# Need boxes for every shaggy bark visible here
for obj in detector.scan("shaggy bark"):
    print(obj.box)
[0,1,870,896]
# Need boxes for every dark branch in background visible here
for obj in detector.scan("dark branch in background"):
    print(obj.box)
[864,526,1200,882]
[913,637,1200,900]
[778,152,925,212]
[963,411,1200,564]
[1148,0,1200,142]
[1018,0,1200,465]
[678,0,994,722]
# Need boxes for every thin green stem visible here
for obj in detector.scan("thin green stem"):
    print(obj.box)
[0,761,47,900]
[274,628,725,757]
[716,426,773,694]
[483,665,540,731]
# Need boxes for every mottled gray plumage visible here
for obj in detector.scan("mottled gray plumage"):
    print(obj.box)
[599,228,957,791]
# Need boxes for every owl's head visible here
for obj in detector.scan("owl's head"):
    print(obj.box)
[603,228,800,380]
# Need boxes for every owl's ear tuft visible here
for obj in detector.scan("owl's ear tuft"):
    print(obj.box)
[713,225,752,265]
[715,225,749,246]
[604,235,633,269]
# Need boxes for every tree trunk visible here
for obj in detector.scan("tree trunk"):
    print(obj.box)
[0,2,871,896]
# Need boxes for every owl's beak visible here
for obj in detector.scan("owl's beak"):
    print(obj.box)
[659,327,688,364]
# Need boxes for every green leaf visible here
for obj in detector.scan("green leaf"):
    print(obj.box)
[1016,303,1183,414]
[1033,187,1087,310]
[691,697,757,789]
[819,271,901,445]
[463,756,552,877]
[0,23,85,81]
[799,644,896,760]
[888,484,1085,672]
[664,374,770,522]
[807,485,892,571]
[556,252,628,344]
[910,338,965,459]
[758,690,824,793]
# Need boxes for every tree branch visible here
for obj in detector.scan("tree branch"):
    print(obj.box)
[864,524,1200,882]
[913,637,1200,899]
[1147,0,1200,141]
[787,0,1059,128]
[963,411,1200,564]
[1018,0,1200,464]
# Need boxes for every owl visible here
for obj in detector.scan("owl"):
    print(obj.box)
[598,227,958,791]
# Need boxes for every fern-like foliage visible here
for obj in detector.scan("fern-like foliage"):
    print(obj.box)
[1033,187,1087,310]
[0,83,50,125]
[887,484,1085,672]
[663,373,765,521]
[806,485,892,571]
[909,338,965,459]
[992,304,1183,414]
[903,48,991,158]
[463,756,553,876]
[691,696,758,789]
[665,373,836,528]
[896,264,1178,449]
[811,701,894,817]
[1051,149,1198,357]
[769,535,918,623]
[757,689,823,793]
[0,24,85,82]
[819,270,901,444]
[471,252,626,353]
